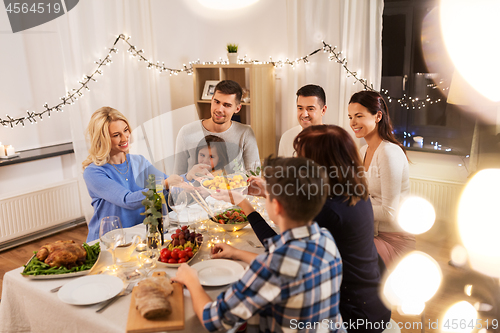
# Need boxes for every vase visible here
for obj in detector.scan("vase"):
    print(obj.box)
[227,53,238,64]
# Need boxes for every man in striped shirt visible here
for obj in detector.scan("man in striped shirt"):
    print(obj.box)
[173,157,343,332]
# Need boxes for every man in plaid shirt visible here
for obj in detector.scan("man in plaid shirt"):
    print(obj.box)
[173,157,343,332]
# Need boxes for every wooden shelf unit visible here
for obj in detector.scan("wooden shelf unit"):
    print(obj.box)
[192,64,276,159]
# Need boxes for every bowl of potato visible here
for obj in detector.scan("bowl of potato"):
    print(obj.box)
[200,172,249,195]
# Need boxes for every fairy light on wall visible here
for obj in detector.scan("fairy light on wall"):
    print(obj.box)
[1,35,430,129]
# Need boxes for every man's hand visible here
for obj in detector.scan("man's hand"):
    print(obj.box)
[248,176,266,197]
[212,189,255,216]
[211,189,246,206]
[211,243,238,260]
[171,263,200,288]
[171,263,212,324]
[187,164,213,181]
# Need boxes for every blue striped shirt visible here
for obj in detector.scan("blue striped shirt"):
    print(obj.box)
[203,222,343,333]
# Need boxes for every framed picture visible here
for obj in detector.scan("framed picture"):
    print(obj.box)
[201,80,219,100]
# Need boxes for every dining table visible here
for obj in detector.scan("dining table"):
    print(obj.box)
[0,200,276,333]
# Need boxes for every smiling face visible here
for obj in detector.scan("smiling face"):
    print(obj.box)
[297,95,326,129]
[108,120,130,156]
[210,91,241,125]
[197,146,219,170]
[348,102,381,140]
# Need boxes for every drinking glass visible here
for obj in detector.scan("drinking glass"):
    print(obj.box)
[167,186,187,232]
[138,250,158,278]
[99,216,125,274]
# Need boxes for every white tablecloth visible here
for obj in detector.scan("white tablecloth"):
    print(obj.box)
[0,223,271,333]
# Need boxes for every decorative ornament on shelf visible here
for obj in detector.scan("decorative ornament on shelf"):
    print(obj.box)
[227,43,238,64]
[141,174,164,249]
[0,143,19,159]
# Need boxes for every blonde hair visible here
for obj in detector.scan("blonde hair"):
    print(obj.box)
[82,107,131,170]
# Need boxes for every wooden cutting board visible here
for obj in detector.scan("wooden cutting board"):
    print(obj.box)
[126,271,184,332]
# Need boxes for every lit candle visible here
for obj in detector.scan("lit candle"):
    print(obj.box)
[0,142,5,157]
[6,145,15,156]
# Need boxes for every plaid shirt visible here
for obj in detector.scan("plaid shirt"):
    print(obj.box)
[203,222,343,333]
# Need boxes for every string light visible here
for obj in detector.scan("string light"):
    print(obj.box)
[1,35,440,129]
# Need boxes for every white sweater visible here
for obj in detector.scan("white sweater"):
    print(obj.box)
[278,125,302,157]
[360,140,410,234]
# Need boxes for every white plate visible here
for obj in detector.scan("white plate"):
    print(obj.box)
[58,275,123,305]
[205,196,234,211]
[22,252,101,280]
[192,259,244,286]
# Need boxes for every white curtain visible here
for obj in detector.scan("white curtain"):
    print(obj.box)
[279,0,384,141]
[56,1,182,223]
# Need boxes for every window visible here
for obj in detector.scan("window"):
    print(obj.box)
[381,0,476,155]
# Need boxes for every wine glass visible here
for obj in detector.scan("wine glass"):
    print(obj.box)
[99,216,125,274]
[167,186,187,232]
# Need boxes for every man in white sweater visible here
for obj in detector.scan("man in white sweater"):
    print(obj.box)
[173,80,260,175]
[278,85,327,157]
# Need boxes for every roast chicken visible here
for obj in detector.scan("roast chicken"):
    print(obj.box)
[36,240,87,268]
[135,275,174,319]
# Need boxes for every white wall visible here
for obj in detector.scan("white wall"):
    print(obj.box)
[0,0,289,197]
[0,0,474,200]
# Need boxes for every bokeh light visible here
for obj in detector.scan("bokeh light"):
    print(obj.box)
[383,251,442,315]
[457,169,500,277]
[450,245,468,267]
[197,0,260,10]
[397,196,435,234]
[442,301,477,333]
[440,0,500,102]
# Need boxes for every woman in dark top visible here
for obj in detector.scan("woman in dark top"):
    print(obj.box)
[238,125,391,332]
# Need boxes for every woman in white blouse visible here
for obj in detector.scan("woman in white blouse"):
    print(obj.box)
[348,90,414,268]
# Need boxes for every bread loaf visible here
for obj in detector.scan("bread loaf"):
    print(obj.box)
[135,275,174,319]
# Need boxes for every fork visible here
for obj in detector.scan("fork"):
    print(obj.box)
[50,285,63,293]
[96,283,135,313]
[247,240,264,248]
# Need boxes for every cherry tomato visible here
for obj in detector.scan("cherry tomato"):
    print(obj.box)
[178,258,187,263]
[178,250,187,259]
[185,247,192,252]
[187,250,194,258]
[171,251,179,259]
[175,228,182,234]
[172,248,180,253]
[168,258,178,264]
[181,225,188,231]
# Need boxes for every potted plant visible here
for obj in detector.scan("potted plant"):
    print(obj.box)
[227,43,238,64]
[141,174,164,248]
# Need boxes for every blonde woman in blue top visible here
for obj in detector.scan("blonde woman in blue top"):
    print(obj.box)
[82,107,182,242]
